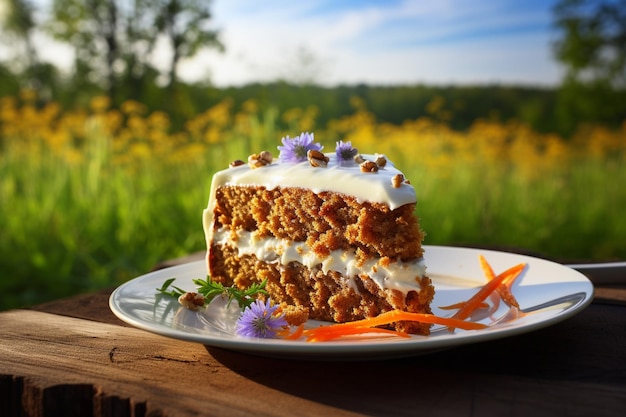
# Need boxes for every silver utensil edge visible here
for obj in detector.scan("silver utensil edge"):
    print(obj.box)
[566,262,626,285]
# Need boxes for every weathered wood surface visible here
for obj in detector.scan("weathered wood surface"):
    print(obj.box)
[1,309,354,417]
[2,290,626,417]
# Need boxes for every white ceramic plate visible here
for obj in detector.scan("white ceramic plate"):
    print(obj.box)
[110,246,594,360]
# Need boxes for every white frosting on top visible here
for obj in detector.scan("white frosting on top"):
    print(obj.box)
[207,153,416,213]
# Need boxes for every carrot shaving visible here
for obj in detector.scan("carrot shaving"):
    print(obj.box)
[306,327,410,342]
[278,324,305,340]
[478,255,501,311]
[449,261,526,327]
[301,310,487,342]
[479,254,520,308]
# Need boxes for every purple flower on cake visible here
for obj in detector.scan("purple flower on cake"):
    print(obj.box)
[335,140,358,161]
[235,298,287,338]
[278,132,323,162]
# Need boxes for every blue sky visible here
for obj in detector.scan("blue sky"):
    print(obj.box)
[16,0,562,87]
[176,0,563,86]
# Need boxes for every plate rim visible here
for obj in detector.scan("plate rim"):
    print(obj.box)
[109,245,594,359]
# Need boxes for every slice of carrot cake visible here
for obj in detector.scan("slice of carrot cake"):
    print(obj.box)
[202,133,434,334]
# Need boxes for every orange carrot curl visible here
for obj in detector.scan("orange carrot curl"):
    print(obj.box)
[479,254,521,308]
[306,327,411,343]
[302,310,487,342]
[449,259,526,329]
[277,323,305,340]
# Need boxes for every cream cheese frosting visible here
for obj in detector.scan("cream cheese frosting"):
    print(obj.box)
[211,228,427,293]
[207,153,416,212]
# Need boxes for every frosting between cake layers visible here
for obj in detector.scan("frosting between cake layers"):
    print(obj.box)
[211,227,427,293]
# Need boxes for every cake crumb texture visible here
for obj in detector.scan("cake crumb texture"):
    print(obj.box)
[213,185,425,261]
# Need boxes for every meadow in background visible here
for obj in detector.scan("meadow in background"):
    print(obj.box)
[1,91,625,310]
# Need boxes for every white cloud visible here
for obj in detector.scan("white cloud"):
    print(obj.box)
[178,0,560,86]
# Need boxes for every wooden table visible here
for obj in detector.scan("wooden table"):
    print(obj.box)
[2,253,625,417]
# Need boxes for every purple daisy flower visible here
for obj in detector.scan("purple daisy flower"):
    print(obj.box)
[335,140,358,161]
[235,298,288,338]
[277,132,323,162]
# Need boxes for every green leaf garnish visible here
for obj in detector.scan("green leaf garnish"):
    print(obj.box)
[156,276,268,310]
[156,277,186,298]
[225,279,269,309]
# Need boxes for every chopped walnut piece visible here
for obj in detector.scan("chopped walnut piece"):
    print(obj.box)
[391,174,404,188]
[258,150,273,163]
[248,150,273,169]
[178,292,205,311]
[374,154,387,167]
[360,160,379,173]
[307,149,329,168]
[229,159,245,168]
[353,154,366,164]
[248,155,264,168]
